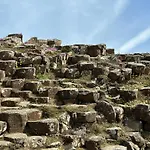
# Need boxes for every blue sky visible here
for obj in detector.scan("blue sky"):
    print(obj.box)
[0,0,150,53]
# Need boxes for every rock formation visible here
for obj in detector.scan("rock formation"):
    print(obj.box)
[0,33,150,149]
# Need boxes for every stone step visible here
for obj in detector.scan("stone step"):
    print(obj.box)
[0,60,16,76]
[0,50,15,60]
[0,97,22,107]
[4,133,28,149]
[2,78,25,90]
[12,67,36,79]
[0,87,12,97]
[28,96,50,104]
[26,118,59,135]
[11,89,32,99]
[23,80,41,93]
[0,70,5,81]
[0,108,42,133]
[0,140,14,149]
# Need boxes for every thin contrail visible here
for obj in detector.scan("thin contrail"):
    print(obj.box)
[118,27,150,53]
[86,0,129,43]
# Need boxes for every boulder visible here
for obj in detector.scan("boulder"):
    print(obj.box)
[106,48,115,55]
[114,106,124,122]
[0,140,14,150]
[86,44,106,57]
[0,70,5,81]
[4,133,28,149]
[2,79,25,90]
[23,81,41,93]
[0,97,22,107]
[0,108,42,133]
[123,118,143,132]
[0,87,12,97]
[121,140,140,150]
[13,67,36,79]
[0,50,15,60]
[85,135,105,150]
[129,132,146,149]
[77,61,97,71]
[67,54,90,65]
[0,60,16,76]
[133,104,150,122]
[106,127,122,140]
[56,88,78,104]
[28,136,46,149]
[108,69,121,81]
[119,89,138,102]
[27,118,59,135]
[0,109,28,133]
[0,121,7,135]
[78,88,100,104]
[71,111,97,123]
[126,62,146,75]
[139,87,150,96]
[65,68,80,79]
[95,101,116,123]
[18,56,32,67]
[92,67,106,78]
[28,97,50,104]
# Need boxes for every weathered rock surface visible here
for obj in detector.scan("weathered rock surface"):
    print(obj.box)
[0,33,150,149]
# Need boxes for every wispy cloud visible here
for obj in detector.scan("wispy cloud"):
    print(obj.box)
[118,26,150,53]
[85,0,129,43]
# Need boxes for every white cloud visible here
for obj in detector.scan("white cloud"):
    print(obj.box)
[85,0,129,43]
[118,27,150,53]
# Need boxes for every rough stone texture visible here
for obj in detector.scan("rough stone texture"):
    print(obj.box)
[27,118,59,135]
[101,145,127,150]
[0,140,14,150]
[119,89,138,102]
[85,135,105,150]
[0,70,5,81]
[71,111,97,123]
[28,136,46,149]
[13,67,36,79]
[126,62,146,75]
[0,109,28,133]
[0,87,12,97]
[0,60,16,76]
[0,121,7,135]
[1,34,150,149]
[0,50,15,60]
[4,133,28,149]
[86,45,106,57]
[57,88,78,104]
[78,88,99,104]
[95,101,116,123]
[2,79,25,90]
[129,132,146,149]
[1,97,22,107]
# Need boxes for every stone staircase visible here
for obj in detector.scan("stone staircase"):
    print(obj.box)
[0,34,150,149]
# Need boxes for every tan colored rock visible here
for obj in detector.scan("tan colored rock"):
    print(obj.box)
[0,60,16,76]
[0,109,28,133]
[0,50,15,60]
[0,87,12,97]
[0,140,14,150]
[28,136,46,149]
[0,121,7,135]
[4,133,28,149]
[0,97,22,107]
[0,70,5,81]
